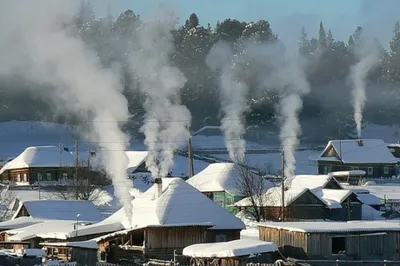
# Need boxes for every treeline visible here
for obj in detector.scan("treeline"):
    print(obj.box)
[4,3,400,141]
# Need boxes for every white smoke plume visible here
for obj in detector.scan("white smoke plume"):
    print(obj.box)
[128,9,191,179]
[350,41,381,139]
[0,1,133,225]
[206,41,247,163]
[265,56,310,182]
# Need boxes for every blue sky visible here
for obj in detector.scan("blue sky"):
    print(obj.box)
[89,0,399,52]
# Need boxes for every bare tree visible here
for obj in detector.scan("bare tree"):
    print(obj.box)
[0,185,16,221]
[233,161,271,222]
[54,162,111,201]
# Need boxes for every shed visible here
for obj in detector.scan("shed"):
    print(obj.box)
[40,240,98,264]
[257,221,400,260]
[182,239,281,265]
[330,170,366,185]
[12,200,103,222]
[316,139,399,178]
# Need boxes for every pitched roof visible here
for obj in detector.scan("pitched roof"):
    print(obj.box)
[234,187,318,207]
[0,146,75,174]
[125,151,148,173]
[69,178,245,237]
[357,193,382,206]
[290,174,342,189]
[12,200,103,222]
[187,163,272,196]
[0,217,43,230]
[311,188,354,209]
[8,220,78,241]
[318,139,398,164]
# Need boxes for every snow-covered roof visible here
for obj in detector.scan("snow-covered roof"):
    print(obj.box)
[128,178,245,230]
[125,151,148,173]
[0,146,75,174]
[290,174,342,189]
[70,178,245,237]
[187,163,272,196]
[257,220,400,233]
[0,216,43,230]
[8,220,78,241]
[357,193,382,206]
[318,139,398,164]
[12,200,102,222]
[330,170,366,176]
[40,240,98,249]
[311,189,353,209]
[182,239,278,258]
[16,248,47,257]
[234,187,316,207]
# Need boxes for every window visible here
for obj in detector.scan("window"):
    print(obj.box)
[37,173,42,181]
[351,166,359,170]
[367,167,373,175]
[384,167,389,175]
[323,166,331,174]
[216,234,227,242]
[62,173,68,180]
[332,237,346,254]
[23,173,27,182]
[46,173,52,181]
[16,173,20,182]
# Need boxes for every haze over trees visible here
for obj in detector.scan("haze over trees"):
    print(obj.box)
[2,3,400,142]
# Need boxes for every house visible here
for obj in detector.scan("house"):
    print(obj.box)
[11,200,103,223]
[0,217,43,241]
[187,163,273,213]
[257,221,400,260]
[0,146,77,184]
[73,178,246,261]
[316,139,399,178]
[234,187,329,221]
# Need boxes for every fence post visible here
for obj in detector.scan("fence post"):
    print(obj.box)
[173,250,177,266]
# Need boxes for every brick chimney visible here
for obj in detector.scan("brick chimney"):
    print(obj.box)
[357,139,363,146]
[154,177,162,198]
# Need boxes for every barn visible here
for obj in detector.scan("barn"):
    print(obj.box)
[258,221,400,260]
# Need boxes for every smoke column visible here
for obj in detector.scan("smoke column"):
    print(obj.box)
[0,1,133,224]
[350,42,380,139]
[265,57,310,182]
[206,41,247,163]
[128,9,191,179]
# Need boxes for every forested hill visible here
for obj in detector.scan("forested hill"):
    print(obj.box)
[2,3,400,142]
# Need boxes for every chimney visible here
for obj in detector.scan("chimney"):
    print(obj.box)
[357,139,363,146]
[154,177,162,198]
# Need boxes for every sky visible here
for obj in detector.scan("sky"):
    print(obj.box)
[89,0,400,53]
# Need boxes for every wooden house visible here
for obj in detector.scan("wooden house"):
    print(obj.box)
[187,163,273,213]
[75,178,245,261]
[258,221,400,260]
[0,146,77,185]
[0,217,43,241]
[40,240,99,264]
[315,139,399,178]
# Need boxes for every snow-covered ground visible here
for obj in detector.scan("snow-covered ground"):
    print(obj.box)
[346,183,400,200]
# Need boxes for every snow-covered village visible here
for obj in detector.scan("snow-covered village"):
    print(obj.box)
[1,1,400,266]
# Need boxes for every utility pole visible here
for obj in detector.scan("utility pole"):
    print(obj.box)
[188,137,194,178]
[281,149,285,222]
[75,139,79,200]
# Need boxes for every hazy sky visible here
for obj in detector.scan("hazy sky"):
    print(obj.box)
[89,0,399,52]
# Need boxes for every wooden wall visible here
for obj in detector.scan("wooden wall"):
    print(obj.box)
[259,226,400,260]
[206,230,240,242]
[145,226,208,259]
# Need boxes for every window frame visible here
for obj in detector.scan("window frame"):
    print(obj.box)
[367,167,373,176]
[384,166,389,175]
